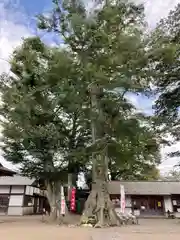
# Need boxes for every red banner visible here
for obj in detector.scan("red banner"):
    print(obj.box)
[70,187,76,211]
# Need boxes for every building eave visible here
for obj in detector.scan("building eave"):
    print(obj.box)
[107,181,180,195]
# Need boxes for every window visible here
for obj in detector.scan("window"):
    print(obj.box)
[0,195,10,207]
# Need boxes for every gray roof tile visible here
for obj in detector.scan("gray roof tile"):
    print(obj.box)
[108,181,180,195]
[0,176,35,186]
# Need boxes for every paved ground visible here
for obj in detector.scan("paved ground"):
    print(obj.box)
[0,216,180,240]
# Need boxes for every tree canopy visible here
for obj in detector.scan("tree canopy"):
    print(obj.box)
[152,3,180,160]
[162,169,180,181]
[0,37,90,181]
[0,0,165,226]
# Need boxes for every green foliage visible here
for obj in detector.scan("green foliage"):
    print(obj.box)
[111,164,160,181]
[0,37,91,182]
[0,0,162,186]
[151,4,180,159]
[37,0,160,180]
[162,169,180,181]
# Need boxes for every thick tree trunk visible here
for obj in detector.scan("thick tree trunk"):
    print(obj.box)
[67,173,73,201]
[80,83,121,227]
[46,181,70,224]
[49,193,57,221]
[67,172,78,201]
[81,154,122,227]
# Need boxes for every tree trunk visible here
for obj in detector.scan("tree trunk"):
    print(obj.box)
[46,181,70,224]
[80,83,122,227]
[67,173,73,201]
[67,172,78,200]
[81,162,121,227]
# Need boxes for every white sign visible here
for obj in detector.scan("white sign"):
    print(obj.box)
[60,186,65,215]
[120,184,125,213]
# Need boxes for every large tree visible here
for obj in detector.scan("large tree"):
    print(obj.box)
[37,0,161,227]
[0,35,160,225]
[0,0,162,227]
[0,37,91,221]
[152,3,180,159]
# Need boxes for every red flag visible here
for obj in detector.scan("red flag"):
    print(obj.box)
[70,187,76,211]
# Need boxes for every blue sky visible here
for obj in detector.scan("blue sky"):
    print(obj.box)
[0,0,180,173]
[18,0,52,14]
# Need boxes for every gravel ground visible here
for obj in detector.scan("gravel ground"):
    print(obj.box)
[0,216,180,240]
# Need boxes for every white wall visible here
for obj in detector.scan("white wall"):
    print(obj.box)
[11,186,24,194]
[164,196,173,212]
[8,195,35,215]
[8,207,23,215]
[8,195,23,215]
[0,184,44,215]
[0,186,10,194]
[9,195,23,206]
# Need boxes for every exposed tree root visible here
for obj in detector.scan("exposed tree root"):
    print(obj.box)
[80,180,122,228]
[42,206,73,225]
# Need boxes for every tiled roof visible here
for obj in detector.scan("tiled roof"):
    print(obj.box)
[108,181,180,195]
[0,175,35,186]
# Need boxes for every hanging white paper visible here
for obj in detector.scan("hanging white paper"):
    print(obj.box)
[120,184,125,214]
[60,185,65,215]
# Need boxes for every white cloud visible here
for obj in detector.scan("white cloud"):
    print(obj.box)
[0,0,31,169]
[133,0,180,28]
[85,0,180,28]
[0,0,31,74]
[144,0,180,28]
[160,141,180,172]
